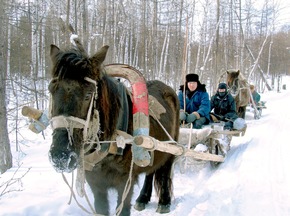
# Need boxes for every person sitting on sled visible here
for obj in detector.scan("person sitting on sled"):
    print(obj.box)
[249,84,261,108]
[210,82,239,130]
[178,73,211,129]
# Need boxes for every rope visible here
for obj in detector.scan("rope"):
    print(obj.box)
[77,145,97,214]
[61,173,98,215]
[76,148,86,197]
[61,145,98,215]
[114,155,135,216]
[51,75,102,215]
[84,109,101,154]
[149,107,175,142]
[185,123,193,171]
[83,91,96,140]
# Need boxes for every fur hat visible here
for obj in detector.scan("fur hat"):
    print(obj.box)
[218,82,227,89]
[186,74,199,82]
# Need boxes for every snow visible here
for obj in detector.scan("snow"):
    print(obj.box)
[1,77,290,216]
[70,34,79,46]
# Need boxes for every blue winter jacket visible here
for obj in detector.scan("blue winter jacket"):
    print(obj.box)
[252,91,261,105]
[178,84,211,121]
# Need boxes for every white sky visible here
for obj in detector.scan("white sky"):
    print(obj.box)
[254,0,290,28]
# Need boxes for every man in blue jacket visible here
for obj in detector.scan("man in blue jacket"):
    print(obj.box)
[178,73,210,129]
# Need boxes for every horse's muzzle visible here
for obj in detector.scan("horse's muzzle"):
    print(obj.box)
[49,128,80,173]
[49,150,78,173]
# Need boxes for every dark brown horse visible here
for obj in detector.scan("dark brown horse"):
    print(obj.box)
[226,69,250,119]
[48,43,179,215]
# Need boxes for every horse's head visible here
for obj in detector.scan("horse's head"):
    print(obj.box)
[48,44,109,173]
[226,69,240,97]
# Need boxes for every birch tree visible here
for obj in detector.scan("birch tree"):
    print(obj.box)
[0,0,13,174]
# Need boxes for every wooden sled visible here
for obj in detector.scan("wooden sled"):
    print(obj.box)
[247,101,267,119]
[177,123,246,170]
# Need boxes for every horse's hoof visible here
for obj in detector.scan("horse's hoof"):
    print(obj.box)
[134,202,145,211]
[156,204,170,214]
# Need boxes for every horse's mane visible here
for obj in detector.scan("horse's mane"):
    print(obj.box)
[236,71,249,86]
[51,48,94,80]
[97,75,123,140]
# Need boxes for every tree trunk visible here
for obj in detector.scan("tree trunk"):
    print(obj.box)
[0,6,13,172]
[245,42,272,91]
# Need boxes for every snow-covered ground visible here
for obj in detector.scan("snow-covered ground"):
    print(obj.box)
[1,77,290,216]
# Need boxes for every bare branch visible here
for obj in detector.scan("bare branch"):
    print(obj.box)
[0,164,31,197]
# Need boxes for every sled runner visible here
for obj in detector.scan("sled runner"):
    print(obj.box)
[247,101,267,119]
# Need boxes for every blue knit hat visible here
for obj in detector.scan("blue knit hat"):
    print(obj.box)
[218,82,227,89]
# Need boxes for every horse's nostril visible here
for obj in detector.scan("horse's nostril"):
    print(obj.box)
[49,149,79,173]
[67,152,78,170]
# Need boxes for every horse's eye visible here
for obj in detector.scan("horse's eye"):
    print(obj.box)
[85,92,92,100]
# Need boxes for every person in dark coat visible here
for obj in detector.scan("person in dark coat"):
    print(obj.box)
[210,82,239,130]
[250,84,261,107]
[178,73,210,129]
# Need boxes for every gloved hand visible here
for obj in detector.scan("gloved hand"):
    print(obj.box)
[186,113,197,123]
[220,116,226,121]
[179,110,187,121]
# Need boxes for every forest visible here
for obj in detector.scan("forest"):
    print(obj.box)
[0,0,290,173]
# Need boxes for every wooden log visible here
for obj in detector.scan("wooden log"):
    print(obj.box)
[209,126,247,137]
[133,135,224,162]
[210,129,244,136]
[22,106,43,120]
[183,150,224,162]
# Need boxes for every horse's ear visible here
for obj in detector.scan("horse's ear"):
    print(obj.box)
[226,70,229,74]
[237,70,240,75]
[90,45,109,66]
[50,44,60,64]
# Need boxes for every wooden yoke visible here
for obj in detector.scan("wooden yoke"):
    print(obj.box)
[105,64,151,167]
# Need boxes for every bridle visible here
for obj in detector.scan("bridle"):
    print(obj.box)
[228,77,248,101]
[228,77,240,97]
[49,76,100,150]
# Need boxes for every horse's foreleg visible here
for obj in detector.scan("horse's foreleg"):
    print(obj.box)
[155,158,174,214]
[134,173,154,211]
[241,106,247,119]
[116,179,135,216]
[238,106,246,119]
[92,189,109,215]
[85,171,109,215]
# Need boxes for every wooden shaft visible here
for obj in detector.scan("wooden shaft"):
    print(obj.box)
[133,135,224,162]
[21,106,43,120]
[184,150,224,162]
